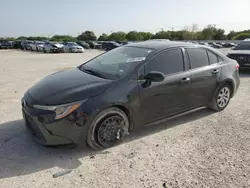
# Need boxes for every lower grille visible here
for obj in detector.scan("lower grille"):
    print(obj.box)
[229,54,250,66]
[23,111,44,139]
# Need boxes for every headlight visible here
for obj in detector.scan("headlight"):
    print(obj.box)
[33,100,86,120]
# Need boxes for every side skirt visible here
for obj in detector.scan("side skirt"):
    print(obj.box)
[145,106,207,127]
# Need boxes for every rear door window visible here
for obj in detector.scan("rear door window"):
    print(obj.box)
[186,48,209,69]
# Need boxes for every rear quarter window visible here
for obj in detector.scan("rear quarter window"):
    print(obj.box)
[207,50,220,64]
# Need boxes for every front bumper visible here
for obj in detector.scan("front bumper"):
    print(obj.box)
[21,94,88,146]
[71,48,84,53]
[51,48,64,53]
[22,109,73,145]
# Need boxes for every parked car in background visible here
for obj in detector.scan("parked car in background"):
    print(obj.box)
[121,41,134,45]
[0,40,13,49]
[12,40,21,49]
[227,41,250,69]
[191,41,199,44]
[21,41,240,149]
[63,42,84,53]
[102,41,121,51]
[208,42,222,48]
[30,41,45,51]
[43,41,64,53]
[26,41,34,50]
[77,41,90,49]
[85,41,102,49]
[21,40,34,50]
[94,41,103,49]
[223,43,237,48]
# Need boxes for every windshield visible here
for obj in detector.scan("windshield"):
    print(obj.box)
[235,43,250,50]
[67,42,77,45]
[79,46,154,79]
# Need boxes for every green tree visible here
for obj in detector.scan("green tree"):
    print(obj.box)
[201,25,216,40]
[26,36,49,41]
[126,31,143,41]
[51,35,76,42]
[151,31,171,39]
[139,32,153,40]
[196,31,204,40]
[77,31,97,41]
[232,33,250,40]
[182,30,195,40]
[227,31,237,40]
[168,31,182,40]
[108,31,127,41]
[5,37,16,41]
[214,29,226,40]
[17,36,27,40]
[97,33,109,41]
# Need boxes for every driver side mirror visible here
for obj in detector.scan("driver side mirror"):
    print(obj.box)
[231,46,236,50]
[144,71,165,82]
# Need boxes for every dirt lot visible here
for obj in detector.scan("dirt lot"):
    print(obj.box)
[0,49,250,188]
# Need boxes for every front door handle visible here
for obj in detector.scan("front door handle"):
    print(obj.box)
[180,77,191,83]
[211,69,219,74]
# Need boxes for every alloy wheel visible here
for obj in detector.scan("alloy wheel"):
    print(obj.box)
[217,86,230,108]
[97,115,125,148]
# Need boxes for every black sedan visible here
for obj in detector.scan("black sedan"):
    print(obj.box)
[22,41,240,149]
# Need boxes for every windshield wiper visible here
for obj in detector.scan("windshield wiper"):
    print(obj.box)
[80,66,107,79]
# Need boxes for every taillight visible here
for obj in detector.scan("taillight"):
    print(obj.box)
[236,63,240,70]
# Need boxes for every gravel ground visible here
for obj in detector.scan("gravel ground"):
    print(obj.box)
[0,49,249,188]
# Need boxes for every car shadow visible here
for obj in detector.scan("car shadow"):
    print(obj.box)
[0,108,214,179]
[239,69,250,77]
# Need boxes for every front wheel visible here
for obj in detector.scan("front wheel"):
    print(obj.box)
[87,107,130,150]
[209,84,231,111]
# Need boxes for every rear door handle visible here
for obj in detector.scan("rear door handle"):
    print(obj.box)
[180,77,191,83]
[211,69,219,74]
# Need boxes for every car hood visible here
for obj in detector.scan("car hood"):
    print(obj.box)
[28,68,112,105]
[53,44,64,48]
[228,50,250,55]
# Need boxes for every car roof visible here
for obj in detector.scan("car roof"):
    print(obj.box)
[126,41,197,50]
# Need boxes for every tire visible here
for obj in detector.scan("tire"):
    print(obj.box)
[43,48,46,53]
[209,83,231,111]
[87,107,130,150]
[69,48,72,53]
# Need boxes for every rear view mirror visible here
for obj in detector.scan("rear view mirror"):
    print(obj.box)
[144,71,165,82]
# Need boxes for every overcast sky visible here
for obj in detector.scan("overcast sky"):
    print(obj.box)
[1,0,250,37]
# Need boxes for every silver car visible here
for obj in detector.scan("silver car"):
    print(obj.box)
[43,42,64,53]
[30,41,45,51]
[63,42,84,53]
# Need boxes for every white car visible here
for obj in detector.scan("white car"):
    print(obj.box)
[43,42,64,53]
[63,42,84,53]
[30,41,45,51]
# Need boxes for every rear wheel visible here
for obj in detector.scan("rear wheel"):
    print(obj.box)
[87,107,129,150]
[209,84,231,111]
